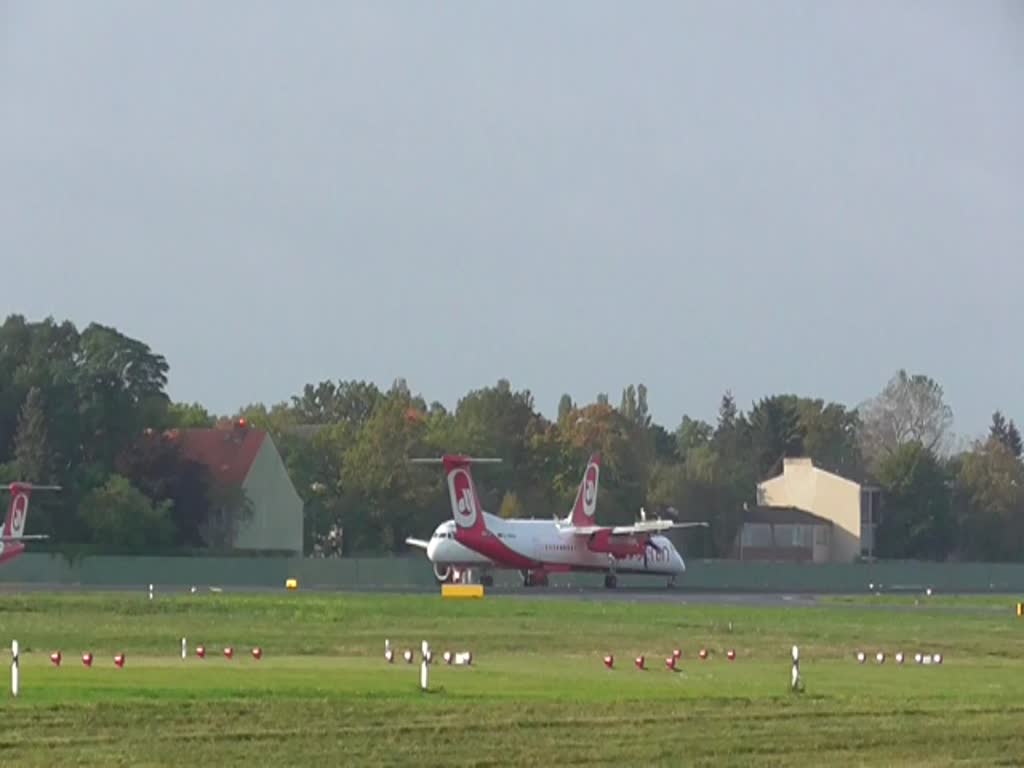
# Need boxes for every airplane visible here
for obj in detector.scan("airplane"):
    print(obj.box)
[406,453,708,588]
[0,482,60,566]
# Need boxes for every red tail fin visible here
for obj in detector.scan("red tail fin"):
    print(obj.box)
[2,483,32,540]
[568,453,601,526]
[443,456,488,537]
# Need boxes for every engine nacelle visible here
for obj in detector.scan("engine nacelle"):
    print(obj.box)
[433,563,452,582]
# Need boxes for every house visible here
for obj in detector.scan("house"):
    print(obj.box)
[734,505,833,563]
[173,418,303,554]
[753,457,882,563]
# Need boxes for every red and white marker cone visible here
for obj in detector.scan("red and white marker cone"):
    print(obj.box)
[603,654,614,669]
[443,651,452,665]
[114,653,125,668]
[251,647,262,661]
[634,655,645,670]
[223,647,234,660]
[726,649,736,661]
[699,648,708,660]
[665,656,677,671]
[50,651,61,667]
[196,645,206,659]
[672,648,682,659]
[82,652,93,667]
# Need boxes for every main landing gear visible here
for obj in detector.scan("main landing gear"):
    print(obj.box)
[521,569,549,587]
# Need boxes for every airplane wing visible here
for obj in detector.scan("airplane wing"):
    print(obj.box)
[558,521,709,536]
[404,537,429,550]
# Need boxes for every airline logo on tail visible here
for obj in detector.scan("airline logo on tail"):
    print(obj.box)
[449,467,479,530]
[569,454,601,526]
[8,489,28,538]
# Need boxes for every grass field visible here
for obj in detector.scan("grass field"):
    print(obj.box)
[2,590,1024,766]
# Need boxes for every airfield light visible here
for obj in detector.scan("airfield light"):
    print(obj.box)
[114,653,125,668]
[856,651,866,663]
[665,656,677,671]
[699,648,708,660]
[634,655,645,670]
[603,654,614,669]
[672,648,681,659]
[251,648,262,661]
[50,651,61,667]
[914,653,923,664]
[196,645,206,659]
[876,652,885,664]
[403,649,413,664]
[933,653,943,664]
[726,649,736,661]
[895,652,904,664]
[443,651,453,665]
[82,652,93,667]
[223,647,234,660]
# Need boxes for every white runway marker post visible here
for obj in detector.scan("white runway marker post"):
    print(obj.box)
[181,637,187,660]
[11,640,19,697]
[420,641,430,691]
[791,645,801,692]
[149,583,154,601]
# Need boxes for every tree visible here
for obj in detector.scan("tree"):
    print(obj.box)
[499,491,523,519]
[78,475,174,552]
[989,411,1022,458]
[167,402,215,428]
[873,442,953,560]
[557,394,574,423]
[13,386,52,482]
[675,416,713,463]
[859,370,953,471]
[952,439,1024,561]
[748,396,805,477]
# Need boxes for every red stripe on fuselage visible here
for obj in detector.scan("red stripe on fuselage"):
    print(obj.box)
[455,528,540,569]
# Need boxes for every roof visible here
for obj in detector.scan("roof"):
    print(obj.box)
[741,505,833,527]
[169,421,266,486]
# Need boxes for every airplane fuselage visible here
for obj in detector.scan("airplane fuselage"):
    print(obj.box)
[426,513,686,577]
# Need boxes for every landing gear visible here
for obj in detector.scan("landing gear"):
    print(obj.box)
[604,572,618,589]
[521,569,549,587]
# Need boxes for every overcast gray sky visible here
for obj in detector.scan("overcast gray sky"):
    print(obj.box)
[1,1,1021,438]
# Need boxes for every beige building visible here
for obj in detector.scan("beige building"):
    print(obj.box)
[755,457,881,563]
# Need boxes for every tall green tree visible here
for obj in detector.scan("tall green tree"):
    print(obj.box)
[874,442,953,560]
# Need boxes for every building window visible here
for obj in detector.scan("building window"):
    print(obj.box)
[814,525,830,547]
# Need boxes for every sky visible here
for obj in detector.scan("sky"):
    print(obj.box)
[1,1,1021,441]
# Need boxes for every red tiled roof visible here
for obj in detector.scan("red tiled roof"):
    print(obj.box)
[170,422,266,486]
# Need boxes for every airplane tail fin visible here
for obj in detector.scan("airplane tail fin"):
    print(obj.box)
[411,455,501,537]
[1,482,60,541]
[566,453,601,526]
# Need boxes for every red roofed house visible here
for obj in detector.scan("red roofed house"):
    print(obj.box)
[174,419,303,554]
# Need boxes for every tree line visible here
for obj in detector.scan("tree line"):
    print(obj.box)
[2,314,1022,562]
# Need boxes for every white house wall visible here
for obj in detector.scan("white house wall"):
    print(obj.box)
[233,437,304,554]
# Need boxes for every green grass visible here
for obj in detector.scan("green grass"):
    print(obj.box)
[2,591,1024,766]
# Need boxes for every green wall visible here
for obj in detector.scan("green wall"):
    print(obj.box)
[3,553,1024,593]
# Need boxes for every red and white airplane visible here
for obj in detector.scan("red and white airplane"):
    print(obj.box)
[406,454,707,588]
[0,482,60,566]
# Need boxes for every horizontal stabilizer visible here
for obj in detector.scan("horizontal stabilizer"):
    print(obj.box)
[410,456,502,465]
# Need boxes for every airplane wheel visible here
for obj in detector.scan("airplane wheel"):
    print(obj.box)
[604,573,617,589]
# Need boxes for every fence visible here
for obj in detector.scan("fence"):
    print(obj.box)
[3,553,1024,593]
